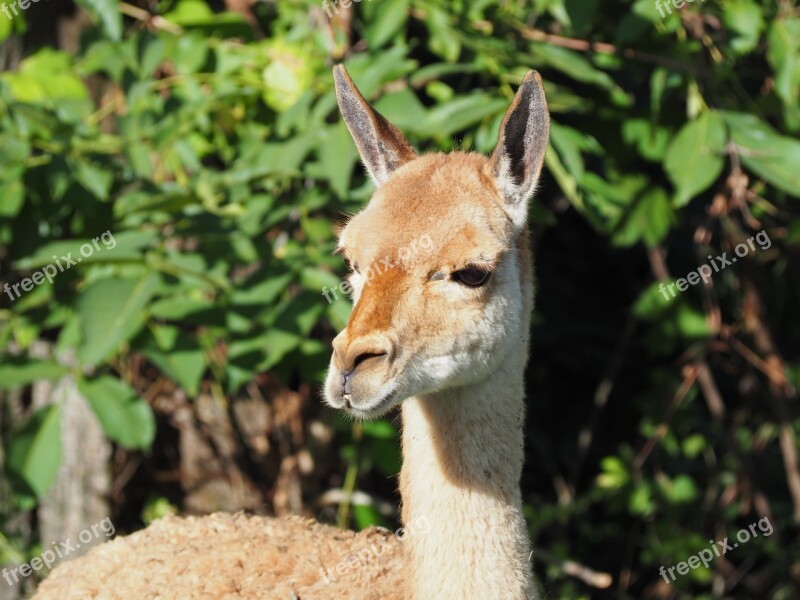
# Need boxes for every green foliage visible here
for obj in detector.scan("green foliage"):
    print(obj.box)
[75,0,122,41]
[664,111,726,206]
[0,0,798,596]
[77,376,155,449]
[4,406,61,509]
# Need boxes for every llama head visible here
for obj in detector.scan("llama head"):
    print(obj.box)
[324,66,550,419]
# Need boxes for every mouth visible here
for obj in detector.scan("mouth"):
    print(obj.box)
[343,389,400,420]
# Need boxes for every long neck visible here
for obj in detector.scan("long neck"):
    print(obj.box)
[399,235,536,599]
[400,361,535,598]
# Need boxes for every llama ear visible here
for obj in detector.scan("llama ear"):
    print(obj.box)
[489,70,550,225]
[333,65,417,187]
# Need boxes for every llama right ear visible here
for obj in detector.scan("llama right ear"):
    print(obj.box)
[333,65,417,187]
[489,70,550,226]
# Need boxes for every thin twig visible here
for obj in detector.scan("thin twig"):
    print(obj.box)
[534,548,613,589]
[634,365,699,471]
[740,278,800,521]
[696,362,725,419]
[120,2,183,35]
[511,20,699,74]
[727,142,761,229]
[571,313,637,488]
[725,332,790,389]
[647,245,727,420]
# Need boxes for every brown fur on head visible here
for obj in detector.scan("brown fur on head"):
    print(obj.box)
[324,66,550,419]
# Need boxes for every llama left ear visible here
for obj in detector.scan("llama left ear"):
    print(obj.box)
[489,70,550,226]
[333,64,417,187]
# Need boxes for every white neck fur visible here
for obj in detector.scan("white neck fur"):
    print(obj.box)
[399,349,536,599]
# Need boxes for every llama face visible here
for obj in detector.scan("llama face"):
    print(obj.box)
[324,67,549,419]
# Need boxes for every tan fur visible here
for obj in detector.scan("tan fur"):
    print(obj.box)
[34,513,407,599]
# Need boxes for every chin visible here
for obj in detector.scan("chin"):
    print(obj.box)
[342,389,403,420]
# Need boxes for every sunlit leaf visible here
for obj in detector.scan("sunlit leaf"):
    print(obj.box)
[78,376,155,449]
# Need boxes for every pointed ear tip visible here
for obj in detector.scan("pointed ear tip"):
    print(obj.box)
[332,64,349,83]
[522,70,544,86]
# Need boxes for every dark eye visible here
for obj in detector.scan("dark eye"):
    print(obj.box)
[343,257,360,273]
[452,265,492,287]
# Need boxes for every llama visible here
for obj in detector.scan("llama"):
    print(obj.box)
[323,64,548,599]
[34,66,550,599]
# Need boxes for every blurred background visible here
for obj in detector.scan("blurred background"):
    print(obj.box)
[0,0,799,598]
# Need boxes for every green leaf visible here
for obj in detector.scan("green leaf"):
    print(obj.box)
[664,111,727,206]
[352,503,388,529]
[143,326,206,397]
[0,169,25,217]
[612,187,676,247]
[327,298,352,331]
[725,0,765,55]
[374,88,428,134]
[633,280,679,319]
[674,304,711,339]
[550,122,602,180]
[149,296,217,320]
[629,481,655,516]
[661,474,698,504]
[259,328,303,371]
[0,357,69,389]
[361,420,397,440]
[300,267,341,295]
[622,119,670,162]
[73,159,114,200]
[262,41,318,112]
[597,456,629,490]
[365,0,408,48]
[531,43,616,90]
[78,376,155,449]
[313,123,358,198]
[424,94,508,139]
[76,273,159,368]
[0,7,12,43]
[15,230,151,270]
[162,0,214,24]
[409,63,481,87]
[367,437,402,477]
[232,272,293,305]
[1,49,89,103]
[723,111,800,195]
[425,7,461,62]
[5,406,62,503]
[75,0,122,41]
[767,17,800,128]
[544,144,583,212]
[682,434,706,459]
